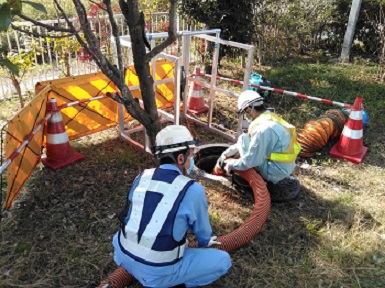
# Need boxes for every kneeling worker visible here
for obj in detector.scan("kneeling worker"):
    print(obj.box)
[113,125,231,288]
[216,90,301,201]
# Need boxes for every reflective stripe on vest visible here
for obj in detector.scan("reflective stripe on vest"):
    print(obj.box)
[119,168,192,265]
[248,112,301,163]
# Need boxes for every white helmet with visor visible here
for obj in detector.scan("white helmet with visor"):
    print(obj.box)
[154,125,196,156]
[237,90,264,114]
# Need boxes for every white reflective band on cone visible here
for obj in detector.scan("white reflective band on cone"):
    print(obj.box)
[349,110,363,121]
[191,91,203,97]
[51,112,64,123]
[47,132,69,144]
[342,127,363,139]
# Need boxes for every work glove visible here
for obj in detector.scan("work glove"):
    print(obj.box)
[223,159,235,176]
[207,236,221,247]
[216,154,227,170]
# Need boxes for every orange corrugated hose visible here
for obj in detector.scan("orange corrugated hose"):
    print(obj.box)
[297,109,349,158]
[98,267,135,288]
[97,168,271,288]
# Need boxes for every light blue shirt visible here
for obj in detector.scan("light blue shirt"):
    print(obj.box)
[164,164,213,247]
[112,166,231,288]
[226,119,296,183]
[125,164,213,247]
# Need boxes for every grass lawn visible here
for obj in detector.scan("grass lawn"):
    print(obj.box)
[0,59,385,287]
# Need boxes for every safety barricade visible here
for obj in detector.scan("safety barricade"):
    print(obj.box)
[1,59,178,210]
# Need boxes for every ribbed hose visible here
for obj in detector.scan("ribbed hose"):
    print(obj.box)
[97,168,271,288]
[297,109,349,158]
[188,169,270,251]
[98,267,135,288]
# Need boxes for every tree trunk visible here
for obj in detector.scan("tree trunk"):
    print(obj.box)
[124,1,161,147]
[340,0,362,63]
[145,121,162,149]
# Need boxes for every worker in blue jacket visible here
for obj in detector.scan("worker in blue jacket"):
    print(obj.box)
[112,125,231,288]
[216,90,301,202]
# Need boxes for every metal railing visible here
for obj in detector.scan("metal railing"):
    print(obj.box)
[115,29,255,143]
[0,12,195,100]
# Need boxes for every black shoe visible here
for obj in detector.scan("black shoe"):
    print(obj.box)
[266,175,301,203]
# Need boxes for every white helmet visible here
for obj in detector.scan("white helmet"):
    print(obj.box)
[154,125,196,155]
[237,90,264,113]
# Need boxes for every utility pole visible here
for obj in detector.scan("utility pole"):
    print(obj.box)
[340,0,362,63]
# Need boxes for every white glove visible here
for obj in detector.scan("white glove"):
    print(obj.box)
[207,236,221,247]
[216,154,227,169]
[223,159,235,176]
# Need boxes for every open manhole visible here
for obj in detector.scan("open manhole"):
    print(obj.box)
[194,144,229,173]
[194,144,253,194]
[194,144,301,202]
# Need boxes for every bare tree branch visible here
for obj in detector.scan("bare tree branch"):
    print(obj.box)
[71,0,121,81]
[12,0,175,145]
[106,92,124,103]
[51,0,105,73]
[103,0,125,87]
[145,0,178,60]
[118,0,129,16]
[122,1,159,126]
[16,14,75,33]
[15,0,109,79]
[11,24,77,38]
[53,0,61,19]
[69,0,152,127]
[68,0,103,62]
[89,0,108,12]
[55,0,124,84]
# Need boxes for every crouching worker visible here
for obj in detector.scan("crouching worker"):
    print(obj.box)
[113,125,231,288]
[215,90,302,202]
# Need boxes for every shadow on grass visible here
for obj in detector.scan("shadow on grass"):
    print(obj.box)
[206,183,384,288]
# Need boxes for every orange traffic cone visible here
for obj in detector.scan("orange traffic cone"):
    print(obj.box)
[187,67,208,115]
[329,97,368,164]
[41,98,85,170]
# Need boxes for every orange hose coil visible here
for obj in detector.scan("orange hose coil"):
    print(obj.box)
[297,109,349,158]
[98,267,135,288]
[97,169,271,287]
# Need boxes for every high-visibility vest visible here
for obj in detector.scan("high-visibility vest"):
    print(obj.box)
[119,168,194,266]
[248,112,301,163]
